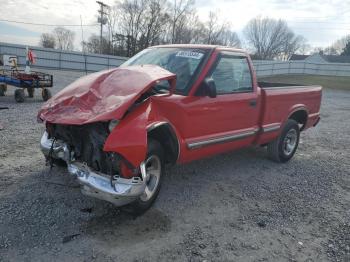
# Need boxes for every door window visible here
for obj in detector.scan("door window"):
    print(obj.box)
[211,56,253,94]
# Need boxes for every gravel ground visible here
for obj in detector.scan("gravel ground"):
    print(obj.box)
[0,70,349,262]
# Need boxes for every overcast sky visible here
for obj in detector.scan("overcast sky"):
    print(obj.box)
[1,0,350,51]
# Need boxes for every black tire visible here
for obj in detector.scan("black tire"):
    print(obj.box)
[267,119,300,163]
[126,139,164,215]
[42,88,52,101]
[0,84,7,96]
[14,89,25,103]
[52,158,67,167]
[27,87,35,98]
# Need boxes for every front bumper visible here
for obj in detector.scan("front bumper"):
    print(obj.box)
[40,132,146,206]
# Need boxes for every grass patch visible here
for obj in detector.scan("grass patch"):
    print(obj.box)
[259,74,350,90]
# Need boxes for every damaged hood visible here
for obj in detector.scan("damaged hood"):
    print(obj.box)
[38,65,176,125]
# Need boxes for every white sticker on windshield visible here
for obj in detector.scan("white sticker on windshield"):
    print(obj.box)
[176,51,204,60]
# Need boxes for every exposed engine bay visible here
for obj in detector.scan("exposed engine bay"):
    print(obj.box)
[47,122,120,176]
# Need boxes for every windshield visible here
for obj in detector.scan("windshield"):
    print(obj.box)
[121,47,208,93]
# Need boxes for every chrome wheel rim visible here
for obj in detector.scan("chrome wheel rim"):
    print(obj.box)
[283,129,298,156]
[140,155,161,202]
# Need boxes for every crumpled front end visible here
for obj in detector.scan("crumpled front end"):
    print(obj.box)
[37,65,176,206]
[37,64,176,125]
[40,122,148,206]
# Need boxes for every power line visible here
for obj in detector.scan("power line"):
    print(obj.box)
[289,21,350,25]
[0,18,99,27]
[292,27,350,31]
[283,8,350,20]
[96,1,109,54]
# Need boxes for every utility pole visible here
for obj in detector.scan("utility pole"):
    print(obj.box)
[96,1,109,54]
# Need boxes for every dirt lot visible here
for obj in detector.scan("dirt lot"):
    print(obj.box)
[0,71,349,262]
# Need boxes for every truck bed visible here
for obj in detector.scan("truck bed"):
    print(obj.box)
[256,83,322,145]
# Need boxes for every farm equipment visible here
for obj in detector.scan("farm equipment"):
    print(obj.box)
[0,69,53,102]
[0,47,53,103]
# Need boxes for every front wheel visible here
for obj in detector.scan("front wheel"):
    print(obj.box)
[14,89,25,103]
[42,88,52,101]
[0,84,7,96]
[267,119,300,163]
[27,87,35,98]
[127,139,164,215]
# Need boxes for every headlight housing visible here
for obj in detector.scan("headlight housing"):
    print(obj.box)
[108,120,119,132]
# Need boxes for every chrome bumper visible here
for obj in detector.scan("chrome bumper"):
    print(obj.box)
[40,132,146,206]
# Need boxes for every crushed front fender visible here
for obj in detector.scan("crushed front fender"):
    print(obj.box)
[103,100,153,168]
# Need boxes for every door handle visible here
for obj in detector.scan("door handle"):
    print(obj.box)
[249,99,257,107]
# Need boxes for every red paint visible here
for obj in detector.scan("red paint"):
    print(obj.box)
[38,45,322,169]
[103,101,151,168]
[38,65,176,125]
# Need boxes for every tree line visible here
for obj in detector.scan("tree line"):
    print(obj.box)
[40,27,75,51]
[317,35,350,56]
[39,0,350,60]
[86,0,242,57]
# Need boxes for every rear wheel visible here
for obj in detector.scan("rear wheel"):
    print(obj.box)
[0,83,7,96]
[267,119,300,163]
[27,87,35,98]
[42,88,52,101]
[127,139,164,215]
[14,89,25,103]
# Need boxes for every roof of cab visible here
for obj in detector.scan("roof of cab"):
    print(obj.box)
[150,44,247,55]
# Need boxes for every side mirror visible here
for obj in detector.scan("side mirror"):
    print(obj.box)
[201,77,217,98]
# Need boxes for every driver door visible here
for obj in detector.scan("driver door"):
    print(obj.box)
[178,52,260,161]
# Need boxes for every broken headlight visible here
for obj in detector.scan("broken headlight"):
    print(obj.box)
[108,120,119,132]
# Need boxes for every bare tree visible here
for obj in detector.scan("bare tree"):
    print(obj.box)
[202,11,241,47]
[117,0,148,56]
[87,0,241,56]
[83,34,111,54]
[336,35,350,54]
[311,47,324,55]
[94,0,169,56]
[39,33,56,48]
[106,4,119,53]
[342,40,350,56]
[297,42,311,55]
[312,35,350,56]
[178,14,207,44]
[281,35,307,60]
[206,11,218,44]
[53,27,75,51]
[217,30,241,47]
[244,17,304,60]
[325,35,350,55]
[169,0,195,43]
[168,12,201,44]
[139,0,169,49]
[323,46,339,55]
[205,11,225,44]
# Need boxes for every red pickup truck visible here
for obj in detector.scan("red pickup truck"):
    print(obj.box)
[38,45,322,213]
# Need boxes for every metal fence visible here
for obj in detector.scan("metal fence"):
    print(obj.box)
[1,42,350,77]
[0,42,127,72]
[253,60,350,77]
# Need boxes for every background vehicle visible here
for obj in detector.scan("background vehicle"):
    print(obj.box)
[38,45,322,213]
[0,69,53,103]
